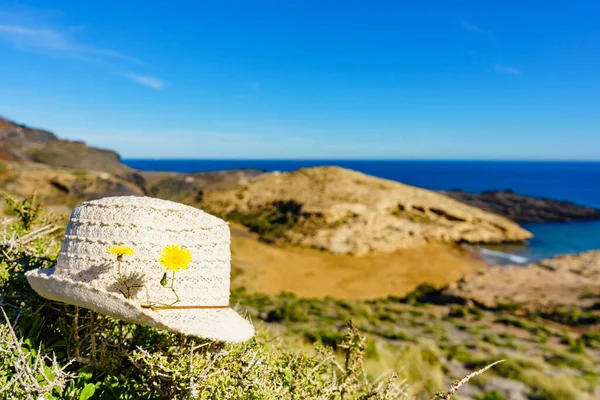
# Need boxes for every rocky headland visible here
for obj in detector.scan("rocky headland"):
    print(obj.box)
[203,166,532,255]
[443,189,600,222]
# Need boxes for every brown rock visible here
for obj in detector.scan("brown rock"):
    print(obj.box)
[444,250,600,310]
[204,166,532,255]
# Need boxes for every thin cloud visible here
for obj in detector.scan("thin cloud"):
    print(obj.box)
[460,20,495,38]
[0,8,161,88]
[494,64,521,75]
[0,23,140,63]
[125,73,164,89]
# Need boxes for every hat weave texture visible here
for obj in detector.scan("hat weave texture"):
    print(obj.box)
[26,196,254,343]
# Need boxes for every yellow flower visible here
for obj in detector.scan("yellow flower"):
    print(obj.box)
[107,246,135,257]
[159,244,192,272]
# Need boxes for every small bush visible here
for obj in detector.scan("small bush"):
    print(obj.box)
[477,391,507,400]
[304,328,347,350]
[538,307,600,326]
[449,304,483,319]
[401,283,440,304]
[226,200,312,243]
[582,331,600,349]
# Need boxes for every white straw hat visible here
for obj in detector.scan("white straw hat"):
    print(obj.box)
[26,196,254,343]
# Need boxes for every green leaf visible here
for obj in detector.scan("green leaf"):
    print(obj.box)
[78,366,94,381]
[79,383,96,400]
[160,272,168,286]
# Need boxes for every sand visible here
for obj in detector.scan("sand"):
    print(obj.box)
[230,224,484,299]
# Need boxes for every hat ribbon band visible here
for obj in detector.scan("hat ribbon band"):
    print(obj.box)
[142,304,230,310]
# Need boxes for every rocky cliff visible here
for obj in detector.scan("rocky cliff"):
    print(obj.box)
[204,166,532,255]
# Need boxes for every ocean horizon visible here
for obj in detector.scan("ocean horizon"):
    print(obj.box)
[124,159,600,263]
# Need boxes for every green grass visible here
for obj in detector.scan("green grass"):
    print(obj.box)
[537,306,600,326]
[477,391,507,400]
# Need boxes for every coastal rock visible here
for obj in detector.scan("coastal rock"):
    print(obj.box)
[204,166,532,255]
[444,250,600,310]
[442,189,600,222]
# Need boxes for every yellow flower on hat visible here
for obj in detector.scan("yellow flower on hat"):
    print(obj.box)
[159,244,192,272]
[107,246,135,257]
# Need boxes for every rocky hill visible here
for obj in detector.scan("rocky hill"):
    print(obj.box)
[203,166,532,255]
[443,189,600,222]
[0,116,134,178]
[0,117,57,144]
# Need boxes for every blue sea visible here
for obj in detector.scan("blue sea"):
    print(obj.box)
[124,160,600,264]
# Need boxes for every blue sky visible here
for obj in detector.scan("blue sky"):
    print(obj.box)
[0,1,599,160]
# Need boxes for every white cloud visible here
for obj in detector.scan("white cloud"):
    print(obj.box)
[494,64,521,75]
[460,20,495,39]
[0,8,161,88]
[124,74,164,89]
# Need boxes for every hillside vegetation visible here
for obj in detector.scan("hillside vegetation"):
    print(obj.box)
[1,196,598,399]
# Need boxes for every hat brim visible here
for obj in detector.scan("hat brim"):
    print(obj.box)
[25,268,254,343]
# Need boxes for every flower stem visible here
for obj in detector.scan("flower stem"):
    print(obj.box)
[170,271,180,304]
[116,258,130,299]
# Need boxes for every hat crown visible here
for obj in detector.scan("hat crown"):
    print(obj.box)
[54,196,231,307]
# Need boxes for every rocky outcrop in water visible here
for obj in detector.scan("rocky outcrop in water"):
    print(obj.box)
[442,189,600,222]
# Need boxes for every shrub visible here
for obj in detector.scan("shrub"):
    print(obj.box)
[226,200,308,243]
[582,331,600,349]
[0,196,409,399]
[538,307,600,326]
[477,391,507,400]
[402,282,440,304]
[449,305,483,319]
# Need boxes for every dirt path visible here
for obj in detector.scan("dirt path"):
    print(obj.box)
[230,224,484,299]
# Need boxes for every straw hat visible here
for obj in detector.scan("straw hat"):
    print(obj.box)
[25,196,254,343]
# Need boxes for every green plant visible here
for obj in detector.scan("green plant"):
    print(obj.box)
[226,200,309,243]
[538,307,600,326]
[0,196,411,399]
[477,390,507,400]
[5,194,45,230]
[582,331,600,349]
[399,283,440,304]
[449,305,483,319]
